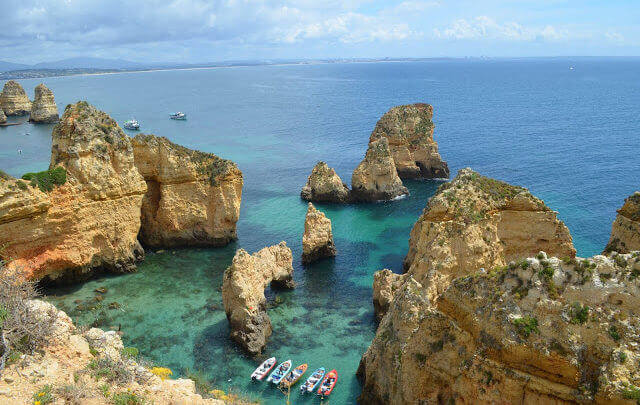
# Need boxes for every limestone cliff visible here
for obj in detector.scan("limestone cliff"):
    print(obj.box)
[132,134,243,248]
[359,251,640,404]
[370,103,449,179]
[222,242,294,354]
[0,108,6,124]
[29,83,59,123]
[0,101,147,282]
[302,202,336,263]
[301,161,350,203]
[0,80,31,116]
[0,300,244,404]
[351,137,408,202]
[605,192,640,254]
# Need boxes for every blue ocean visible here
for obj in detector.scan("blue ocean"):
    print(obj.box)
[1,58,638,404]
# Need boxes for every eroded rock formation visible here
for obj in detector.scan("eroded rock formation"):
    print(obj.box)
[0,101,147,282]
[302,202,336,263]
[370,103,449,179]
[132,134,243,248]
[351,138,408,202]
[605,192,640,254]
[29,83,59,123]
[359,251,640,404]
[0,80,31,116]
[301,161,350,203]
[222,242,294,354]
[0,108,6,124]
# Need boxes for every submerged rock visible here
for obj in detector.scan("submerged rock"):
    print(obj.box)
[132,134,243,248]
[0,80,31,116]
[300,161,350,203]
[222,242,294,355]
[302,202,336,263]
[29,83,59,123]
[370,103,449,179]
[351,137,408,202]
[0,101,147,282]
[604,191,640,254]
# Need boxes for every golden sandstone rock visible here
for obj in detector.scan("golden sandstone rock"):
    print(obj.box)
[351,137,408,202]
[0,107,6,124]
[301,161,350,203]
[302,202,336,263]
[0,80,31,116]
[605,191,640,254]
[370,103,449,179]
[132,134,243,248]
[29,83,59,123]
[222,242,294,354]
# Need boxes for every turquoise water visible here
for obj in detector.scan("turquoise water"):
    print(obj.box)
[1,59,639,403]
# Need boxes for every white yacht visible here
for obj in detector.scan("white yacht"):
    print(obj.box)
[123,119,140,130]
[170,112,187,120]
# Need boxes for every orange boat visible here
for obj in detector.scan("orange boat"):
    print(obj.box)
[280,363,307,388]
[317,369,338,398]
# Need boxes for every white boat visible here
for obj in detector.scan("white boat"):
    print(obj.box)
[266,360,291,384]
[123,119,140,130]
[251,357,276,381]
[300,367,325,394]
[170,112,187,120]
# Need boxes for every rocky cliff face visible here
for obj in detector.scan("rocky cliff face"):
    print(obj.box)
[0,108,6,124]
[0,101,147,282]
[301,161,350,203]
[0,80,31,116]
[351,138,409,202]
[370,103,449,179]
[302,202,336,263]
[605,192,640,254]
[132,134,243,248]
[359,251,640,404]
[29,83,59,123]
[222,242,294,354]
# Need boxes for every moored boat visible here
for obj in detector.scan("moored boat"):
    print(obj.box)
[170,112,187,120]
[251,357,276,381]
[267,360,292,384]
[317,369,337,398]
[123,119,140,130]
[280,363,307,388]
[300,367,325,394]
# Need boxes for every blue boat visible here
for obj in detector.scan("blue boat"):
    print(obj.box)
[266,360,292,384]
[300,367,325,394]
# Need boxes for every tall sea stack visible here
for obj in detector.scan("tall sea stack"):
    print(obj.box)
[0,80,31,116]
[29,83,59,123]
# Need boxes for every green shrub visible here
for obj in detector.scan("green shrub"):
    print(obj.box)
[185,369,212,395]
[121,347,139,359]
[569,303,589,325]
[609,325,621,341]
[15,180,28,191]
[512,316,539,338]
[622,385,640,403]
[112,392,145,405]
[21,166,67,192]
[32,385,54,404]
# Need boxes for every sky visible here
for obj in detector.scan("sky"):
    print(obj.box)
[2,0,639,64]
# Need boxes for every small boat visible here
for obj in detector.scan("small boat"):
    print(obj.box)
[123,119,140,130]
[170,112,187,120]
[267,360,292,384]
[280,363,307,388]
[251,357,276,381]
[300,367,325,394]
[317,369,337,398]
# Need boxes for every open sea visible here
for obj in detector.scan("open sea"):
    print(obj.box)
[1,58,639,404]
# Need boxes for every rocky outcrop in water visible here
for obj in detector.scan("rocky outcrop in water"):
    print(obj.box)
[351,137,408,202]
[0,80,31,116]
[359,251,640,404]
[301,161,350,203]
[0,101,147,282]
[132,134,243,248]
[302,202,336,263]
[29,83,59,123]
[0,108,6,124]
[372,269,403,321]
[370,103,449,179]
[222,242,294,354]
[605,192,640,254]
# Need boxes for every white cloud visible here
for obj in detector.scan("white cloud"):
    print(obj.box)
[605,31,624,42]
[433,16,569,42]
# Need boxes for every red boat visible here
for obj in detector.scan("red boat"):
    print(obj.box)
[317,369,338,398]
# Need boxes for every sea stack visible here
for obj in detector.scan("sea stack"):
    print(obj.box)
[0,80,31,116]
[0,101,147,282]
[370,103,449,179]
[29,83,59,123]
[222,242,294,354]
[351,137,408,202]
[604,191,640,253]
[0,108,6,124]
[302,202,336,263]
[301,161,350,203]
[132,134,243,248]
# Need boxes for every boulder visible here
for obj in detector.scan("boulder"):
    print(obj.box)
[29,83,59,123]
[302,202,336,263]
[132,134,243,248]
[222,242,294,354]
[351,137,408,202]
[604,191,640,254]
[0,80,31,116]
[301,161,350,203]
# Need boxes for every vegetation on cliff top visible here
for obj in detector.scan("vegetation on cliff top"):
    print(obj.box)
[21,166,67,192]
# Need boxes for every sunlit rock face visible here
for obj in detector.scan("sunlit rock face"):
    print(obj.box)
[29,83,59,123]
[302,202,336,263]
[0,80,31,116]
[605,191,640,254]
[301,161,350,203]
[351,137,408,202]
